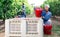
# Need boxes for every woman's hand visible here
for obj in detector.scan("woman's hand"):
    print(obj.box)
[41,16,45,18]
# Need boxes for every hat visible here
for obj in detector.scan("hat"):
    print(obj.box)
[45,4,50,8]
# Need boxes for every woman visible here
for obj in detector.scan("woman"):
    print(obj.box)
[41,4,52,25]
[41,4,52,34]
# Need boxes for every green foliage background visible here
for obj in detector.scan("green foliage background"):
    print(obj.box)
[41,0,60,16]
[0,0,33,20]
[0,0,60,20]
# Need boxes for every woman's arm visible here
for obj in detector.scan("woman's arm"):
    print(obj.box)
[43,12,52,21]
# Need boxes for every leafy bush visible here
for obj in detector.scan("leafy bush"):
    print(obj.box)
[0,0,33,20]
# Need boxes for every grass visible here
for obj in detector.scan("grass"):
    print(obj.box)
[52,25,60,36]
[52,25,60,31]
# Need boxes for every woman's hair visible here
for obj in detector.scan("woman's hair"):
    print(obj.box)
[49,8,51,11]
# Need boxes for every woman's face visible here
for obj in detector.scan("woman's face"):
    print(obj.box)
[45,6,49,11]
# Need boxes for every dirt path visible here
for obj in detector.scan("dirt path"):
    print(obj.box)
[52,19,60,25]
[0,32,5,37]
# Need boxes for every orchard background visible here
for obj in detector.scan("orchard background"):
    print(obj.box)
[0,0,60,37]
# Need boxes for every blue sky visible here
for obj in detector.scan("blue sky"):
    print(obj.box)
[28,0,46,6]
